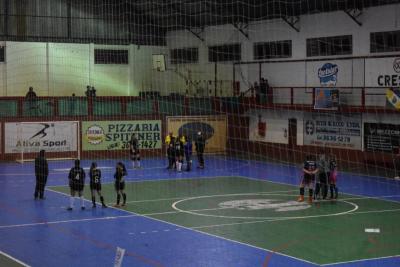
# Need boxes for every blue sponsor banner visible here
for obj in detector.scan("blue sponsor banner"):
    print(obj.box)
[314,88,339,110]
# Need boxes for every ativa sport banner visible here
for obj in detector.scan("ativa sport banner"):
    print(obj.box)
[82,120,162,151]
[5,122,78,153]
[167,116,227,153]
[303,112,362,150]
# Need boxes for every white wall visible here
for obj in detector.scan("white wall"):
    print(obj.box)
[166,4,400,96]
[247,109,304,146]
[0,42,171,96]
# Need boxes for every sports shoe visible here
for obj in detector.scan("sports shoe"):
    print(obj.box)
[81,206,85,210]
[102,204,107,208]
[297,195,304,202]
[67,207,73,211]
[92,204,96,208]
[307,197,313,204]
[113,204,120,207]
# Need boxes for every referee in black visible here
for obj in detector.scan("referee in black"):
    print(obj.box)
[34,150,48,200]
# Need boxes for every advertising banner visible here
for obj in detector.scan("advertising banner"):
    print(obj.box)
[364,123,400,153]
[365,57,400,87]
[167,116,227,153]
[314,88,339,110]
[5,121,78,153]
[82,120,162,151]
[303,112,362,150]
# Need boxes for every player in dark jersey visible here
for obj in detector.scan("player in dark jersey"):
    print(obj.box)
[67,159,86,210]
[167,136,176,170]
[315,152,329,200]
[89,162,107,208]
[328,156,339,199]
[114,162,127,207]
[129,133,141,169]
[195,131,206,169]
[34,150,48,200]
[184,136,193,171]
[298,155,318,204]
[174,134,185,172]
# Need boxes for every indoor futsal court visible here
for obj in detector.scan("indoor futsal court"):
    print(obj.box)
[1,157,400,266]
[1,0,400,267]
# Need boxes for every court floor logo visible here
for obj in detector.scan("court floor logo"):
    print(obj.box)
[219,199,310,212]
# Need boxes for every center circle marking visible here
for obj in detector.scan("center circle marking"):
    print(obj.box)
[171,193,359,220]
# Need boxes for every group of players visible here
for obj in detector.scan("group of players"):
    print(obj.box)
[66,159,128,210]
[164,131,206,172]
[34,152,128,210]
[34,131,207,210]
[298,152,339,204]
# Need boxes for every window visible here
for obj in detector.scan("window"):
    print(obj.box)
[170,48,198,64]
[0,46,4,62]
[371,30,400,53]
[94,49,128,64]
[307,35,352,57]
[254,40,292,60]
[209,44,241,62]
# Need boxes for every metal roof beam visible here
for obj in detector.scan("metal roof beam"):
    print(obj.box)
[281,15,300,32]
[344,8,362,27]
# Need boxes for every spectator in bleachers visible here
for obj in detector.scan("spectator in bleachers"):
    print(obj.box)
[25,86,38,112]
[85,86,96,97]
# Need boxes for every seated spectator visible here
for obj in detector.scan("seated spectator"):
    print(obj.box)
[25,86,38,112]
[26,86,37,101]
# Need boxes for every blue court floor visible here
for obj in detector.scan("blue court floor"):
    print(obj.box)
[0,156,399,267]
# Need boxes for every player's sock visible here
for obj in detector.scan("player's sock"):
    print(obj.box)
[137,159,140,168]
[69,197,74,209]
[308,189,314,203]
[132,161,135,169]
[100,196,107,207]
[334,186,338,199]
[298,188,305,202]
[92,196,96,207]
[116,193,121,205]
[176,161,180,171]
[122,193,127,206]
[80,196,85,209]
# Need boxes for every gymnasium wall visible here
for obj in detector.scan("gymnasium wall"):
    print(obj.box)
[0,42,171,97]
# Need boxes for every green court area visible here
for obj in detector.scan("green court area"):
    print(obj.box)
[50,176,400,265]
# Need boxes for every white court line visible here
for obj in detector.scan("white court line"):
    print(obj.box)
[238,175,400,205]
[0,250,30,267]
[21,171,400,266]
[121,189,298,204]
[0,215,137,230]
[320,254,400,266]
[45,188,318,266]
[53,166,114,172]
[190,208,400,230]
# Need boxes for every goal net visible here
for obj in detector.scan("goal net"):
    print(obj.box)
[1,1,400,266]
[0,1,398,178]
